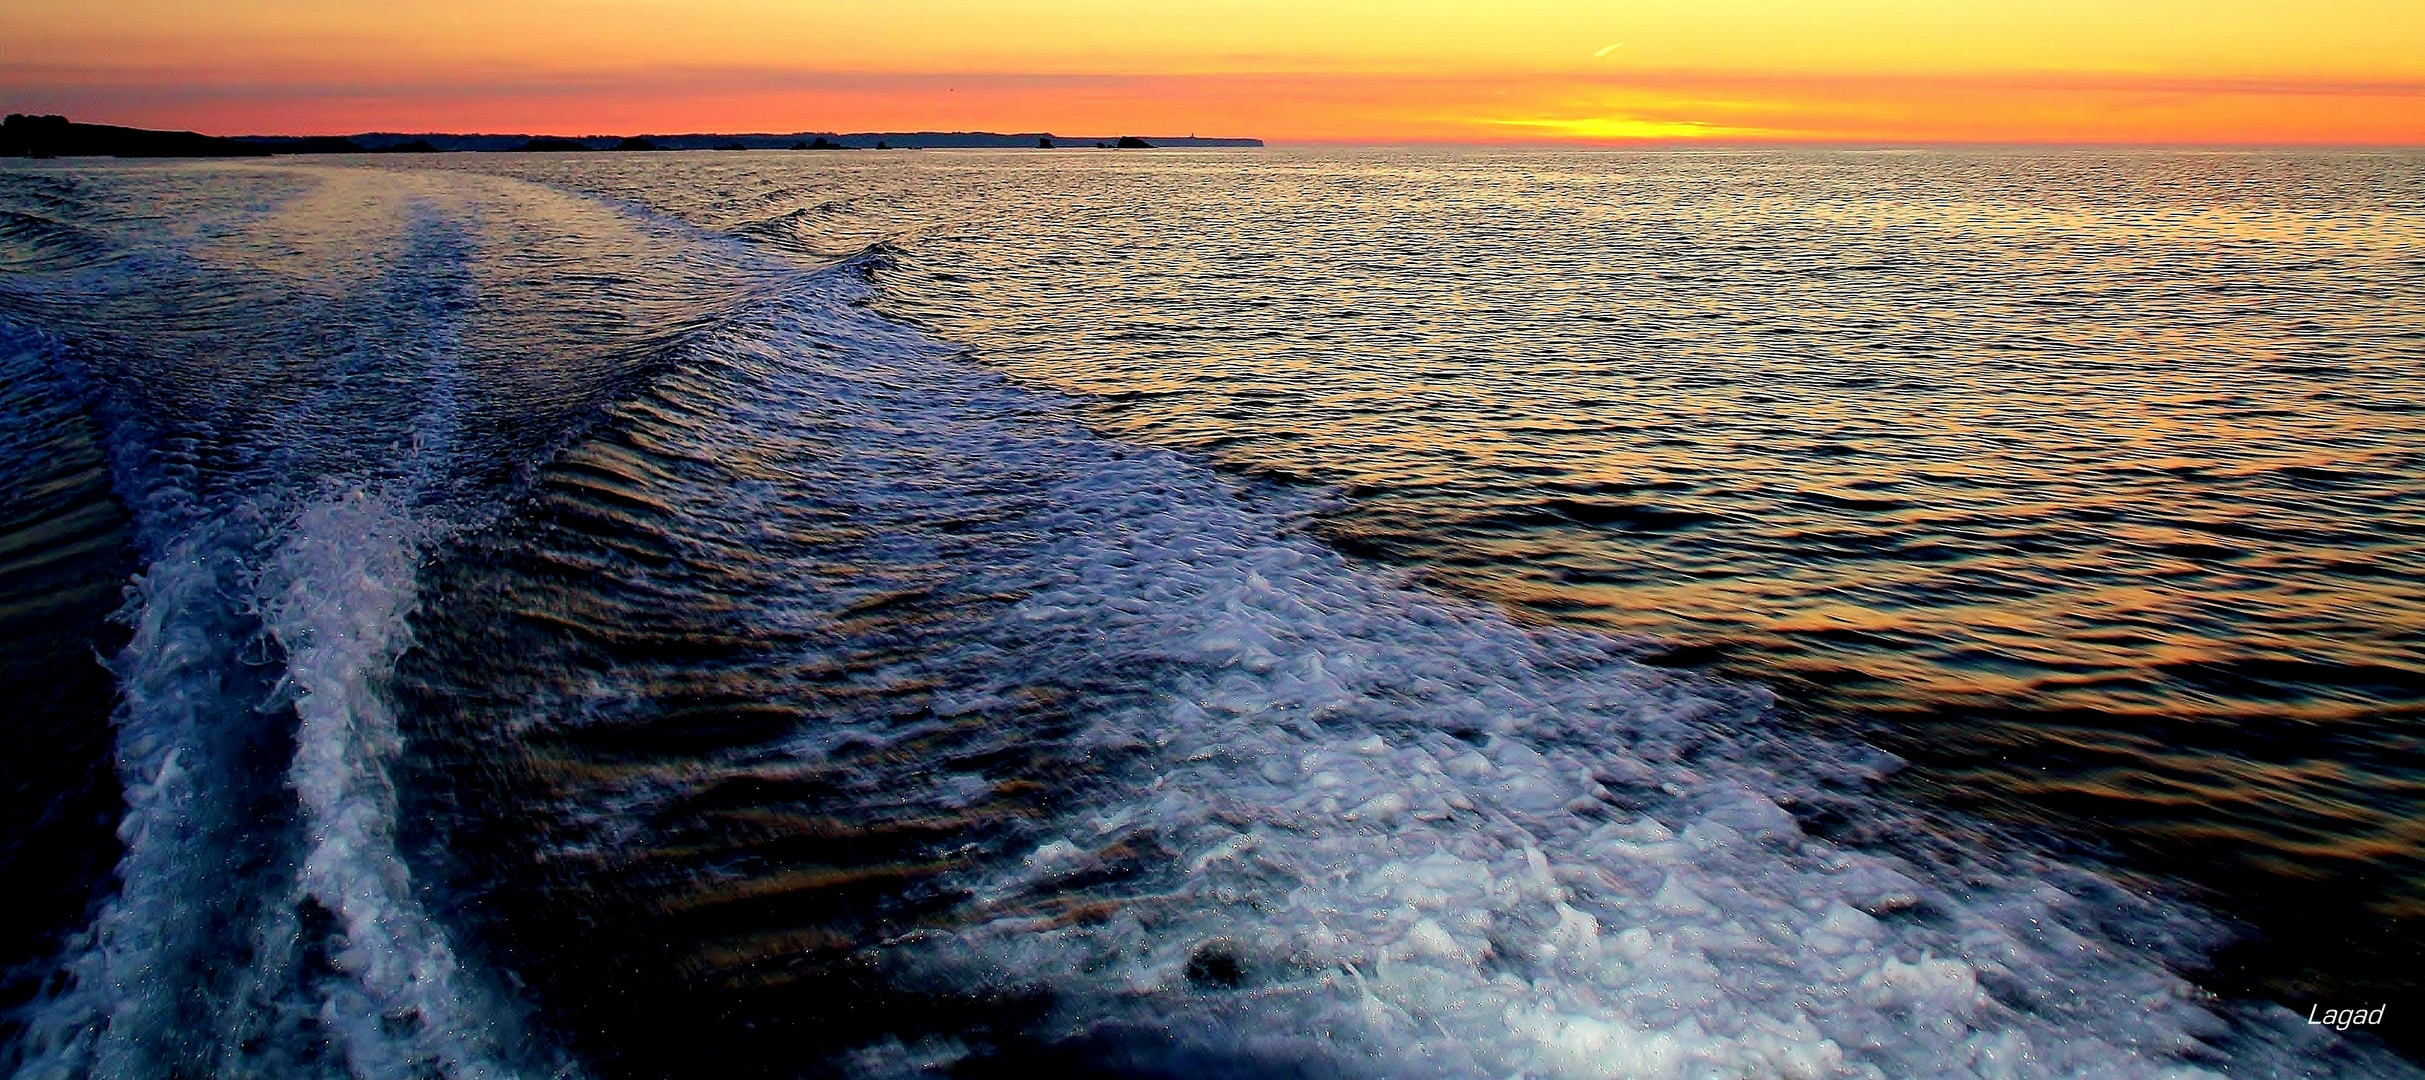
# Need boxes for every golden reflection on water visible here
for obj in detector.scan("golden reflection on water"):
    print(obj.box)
[414,144,2425,1013]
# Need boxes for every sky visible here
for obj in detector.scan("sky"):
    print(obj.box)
[4,0,2422,143]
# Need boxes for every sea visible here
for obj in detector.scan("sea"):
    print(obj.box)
[0,147,2419,1080]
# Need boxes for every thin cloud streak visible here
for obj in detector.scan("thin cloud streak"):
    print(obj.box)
[15,64,2425,101]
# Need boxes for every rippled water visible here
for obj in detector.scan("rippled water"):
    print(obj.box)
[1,151,2419,1079]
[473,147,2425,1021]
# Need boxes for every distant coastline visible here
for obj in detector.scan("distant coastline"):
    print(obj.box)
[0,114,1261,159]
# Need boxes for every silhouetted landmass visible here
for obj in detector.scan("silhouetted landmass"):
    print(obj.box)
[1117,136,1154,149]
[438,131,1254,151]
[241,134,368,154]
[2,114,1264,158]
[322,130,1262,150]
[2,114,269,158]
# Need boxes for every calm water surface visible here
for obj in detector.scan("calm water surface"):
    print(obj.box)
[0,149,2419,1079]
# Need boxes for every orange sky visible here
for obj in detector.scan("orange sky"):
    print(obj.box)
[4,0,2421,143]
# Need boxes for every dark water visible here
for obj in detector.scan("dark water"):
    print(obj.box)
[0,151,2419,1080]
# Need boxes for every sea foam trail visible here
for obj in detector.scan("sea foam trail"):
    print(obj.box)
[11,500,527,1080]
[5,175,558,1080]
[772,299,2205,1079]
[269,495,521,1080]
[441,256,2413,1080]
[8,161,2412,1079]
[8,525,264,1080]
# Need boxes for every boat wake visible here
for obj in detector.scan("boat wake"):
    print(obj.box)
[0,160,2410,1079]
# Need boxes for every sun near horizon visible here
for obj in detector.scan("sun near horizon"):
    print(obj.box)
[3,0,2422,145]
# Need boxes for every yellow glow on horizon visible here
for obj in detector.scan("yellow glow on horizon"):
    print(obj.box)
[3,1,2420,142]
[1481,116,1766,143]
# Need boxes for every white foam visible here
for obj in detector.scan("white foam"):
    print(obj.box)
[13,167,2409,1080]
[10,493,538,1080]
[9,529,254,1080]
[265,493,517,1080]
[7,169,550,1079]
[650,270,2412,1080]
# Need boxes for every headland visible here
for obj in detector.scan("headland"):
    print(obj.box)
[0,114,1262,158]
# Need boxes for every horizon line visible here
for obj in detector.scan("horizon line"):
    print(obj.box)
[10,114,2423,153]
